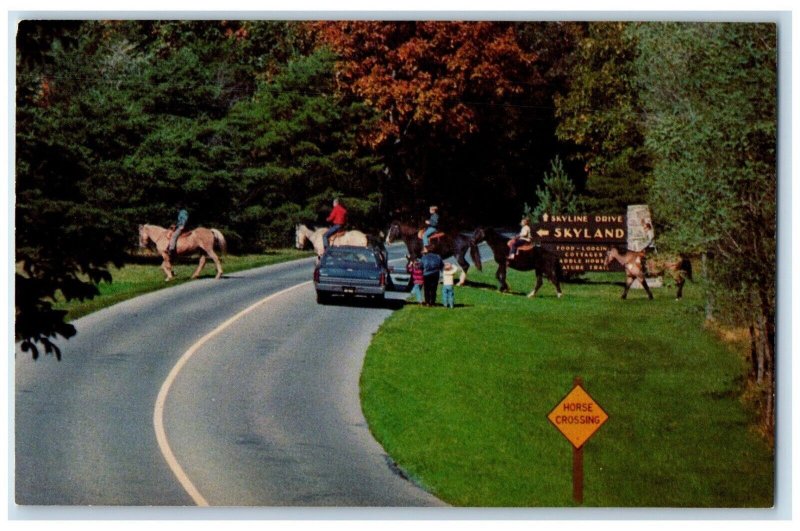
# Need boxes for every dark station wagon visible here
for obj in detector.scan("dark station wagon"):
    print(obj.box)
[313,245,396,304]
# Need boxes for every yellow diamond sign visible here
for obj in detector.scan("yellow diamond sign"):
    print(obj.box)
[547,384,609,449]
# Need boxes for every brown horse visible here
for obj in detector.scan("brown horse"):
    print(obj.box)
[605,247,692,300]
[384,220,481,285]
[472,227,563,298]
[138,224,226,281]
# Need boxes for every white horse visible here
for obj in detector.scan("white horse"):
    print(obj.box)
[295,224,368,256]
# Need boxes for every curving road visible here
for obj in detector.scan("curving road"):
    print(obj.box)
[15,245,484,507]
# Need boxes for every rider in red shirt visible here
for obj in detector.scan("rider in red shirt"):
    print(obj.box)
[323,198,348,249]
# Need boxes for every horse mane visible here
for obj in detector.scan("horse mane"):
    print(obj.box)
[475,226,509,247]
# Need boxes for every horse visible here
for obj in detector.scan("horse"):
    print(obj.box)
[295,223,371,257]
[138,224,226,281]
[604,246,693,300]
[384,220,482,286]
[472,227,563,298]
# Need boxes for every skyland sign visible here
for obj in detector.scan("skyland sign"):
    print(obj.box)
[533,213,627,273]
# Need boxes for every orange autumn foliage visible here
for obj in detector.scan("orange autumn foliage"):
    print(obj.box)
[310,21,540,149]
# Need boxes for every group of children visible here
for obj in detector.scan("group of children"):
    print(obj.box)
[406,205,534,307]
[405,252,460,308]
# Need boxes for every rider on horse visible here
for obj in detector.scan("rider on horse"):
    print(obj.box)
[168,205,189,260]
[323,198,348,250]
[422,205,439,247]
[507,217,532,260]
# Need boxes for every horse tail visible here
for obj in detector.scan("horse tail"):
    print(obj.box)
[211,228,227,255]
[469,238,483,271]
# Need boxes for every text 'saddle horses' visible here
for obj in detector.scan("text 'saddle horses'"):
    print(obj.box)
[384,220,481,285]
[138,224,226,281]
[473,227,563,298]
[605,246,692,300]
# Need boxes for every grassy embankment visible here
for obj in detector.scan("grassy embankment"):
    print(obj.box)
[360,263,773,507]
[53,249,311,321]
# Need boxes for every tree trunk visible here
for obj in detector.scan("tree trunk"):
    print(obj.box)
[702,253,714,321]
[757,289,776,434]
[748,323,758,380]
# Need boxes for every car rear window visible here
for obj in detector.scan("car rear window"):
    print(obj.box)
[322,249,377,266]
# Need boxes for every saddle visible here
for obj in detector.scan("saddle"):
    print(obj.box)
[508,243,534,263]
[166,227,193,240]
[515,243,535,253]
[328,229,346,243]
[418,229,445,241]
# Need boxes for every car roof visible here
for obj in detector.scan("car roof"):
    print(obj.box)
[323,245,378,253]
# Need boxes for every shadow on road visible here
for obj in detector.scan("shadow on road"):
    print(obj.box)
[317,296,407,310]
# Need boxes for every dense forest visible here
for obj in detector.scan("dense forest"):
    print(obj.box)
[15,20,777,431]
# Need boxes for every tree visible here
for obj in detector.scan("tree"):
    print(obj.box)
[526,156,580,220]
[16,21,142,358]
[220,49,384,247]
[554,22,650,213]
[14,20,323,356]
[119,21,310,233]
[309,21,546,221]
[634,22,777,434]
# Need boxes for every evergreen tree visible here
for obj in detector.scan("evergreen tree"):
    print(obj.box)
[16,21,147,358]
[14,20,329,356]
[221,49,383,248]
[527,156,580,219]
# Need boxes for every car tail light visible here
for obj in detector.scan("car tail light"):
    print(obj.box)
[313,268,320,282]
[379,272,386,286]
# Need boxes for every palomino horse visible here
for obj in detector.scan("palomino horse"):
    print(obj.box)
[472,227,563,298]
[295,224,370,257]
[605,246,692,300]
[138,224,226,281]
[384,220,482,286]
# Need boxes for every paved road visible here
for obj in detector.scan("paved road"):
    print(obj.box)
[15,244,484,507]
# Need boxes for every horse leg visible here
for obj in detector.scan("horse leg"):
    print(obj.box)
[191,255,207,279]
[621,275,632,299]
[641,276,654,300]
[497,263,509,292]
[207,250,223,279]
[675,274,685,300]
[528,272,543,298]
[550,272,563,299]
[159,251,175,281]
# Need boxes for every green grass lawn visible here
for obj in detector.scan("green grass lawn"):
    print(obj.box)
[360,264,774,507]
[53,249,312,321]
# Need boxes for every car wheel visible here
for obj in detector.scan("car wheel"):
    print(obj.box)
[316,292,330,304]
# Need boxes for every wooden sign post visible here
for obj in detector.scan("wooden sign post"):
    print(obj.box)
[547,377,609,504]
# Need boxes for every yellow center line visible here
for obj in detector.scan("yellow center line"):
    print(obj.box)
[152,280,313,506]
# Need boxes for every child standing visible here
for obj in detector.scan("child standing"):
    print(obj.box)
[441,262,459,309]
[406,256,424,303]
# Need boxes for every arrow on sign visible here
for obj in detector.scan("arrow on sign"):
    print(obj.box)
[536,228,550,237]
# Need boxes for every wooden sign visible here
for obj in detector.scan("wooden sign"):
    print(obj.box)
[533,214,627,273]
[536,213,627,243]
